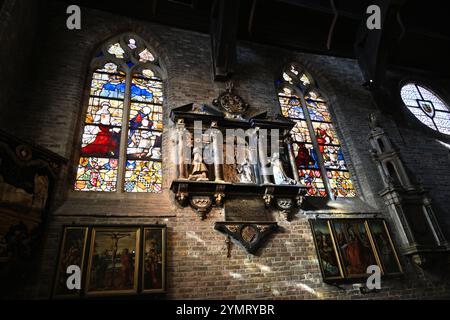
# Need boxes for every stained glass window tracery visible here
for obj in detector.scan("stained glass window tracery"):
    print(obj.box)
[278,65,355,199]
[139,49,155,62]
[400,83,450,135]
[75,34,163,193]
[108,43,126,59]
[128,38,137,50]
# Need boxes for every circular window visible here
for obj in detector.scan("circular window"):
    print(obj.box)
[400,83,450,135]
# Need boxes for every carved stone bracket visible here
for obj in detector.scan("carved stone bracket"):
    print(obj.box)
[214,184,226,206]
[172,181,228,220]
[263,186,275,207]
[295,188,307,207]
[275,198,294,221]
[190,196,213,220]
[272,187,307,221]
[214,222,278,254]
[175,182,189,207]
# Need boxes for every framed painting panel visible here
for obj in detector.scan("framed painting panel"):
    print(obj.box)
[142,226,166,293]
[367,220,403,275]
[331,220,379,278]
[310,220,343,281]
[86,227,140,296]
[53,227,89,298]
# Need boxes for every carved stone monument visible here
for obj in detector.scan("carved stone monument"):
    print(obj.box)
[169,86,308,253]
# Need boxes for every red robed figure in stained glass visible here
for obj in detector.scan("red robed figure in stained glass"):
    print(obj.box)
[81,124,120,157]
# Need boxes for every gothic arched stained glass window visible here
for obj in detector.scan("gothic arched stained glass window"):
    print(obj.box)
[277,64,356,198]
[75,34,163,193]
[400,83,450,135]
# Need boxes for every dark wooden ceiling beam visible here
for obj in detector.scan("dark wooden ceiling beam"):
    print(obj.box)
[152,0,159,17]
[354,0,407,86]
[248,0,257,36]
[210,0,240,81]
[52,0,449,76]
[407,27,450,42]
[354,0,413,116]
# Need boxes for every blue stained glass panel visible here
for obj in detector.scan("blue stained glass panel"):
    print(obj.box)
[279,96,305,119]
[91,72,126,99]
[131,78,163,104]
[306,100,332,122]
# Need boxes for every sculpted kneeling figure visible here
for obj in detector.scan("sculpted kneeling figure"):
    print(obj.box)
[188,146,209,181]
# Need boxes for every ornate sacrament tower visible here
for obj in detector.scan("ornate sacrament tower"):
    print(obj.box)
[368,113,450,266]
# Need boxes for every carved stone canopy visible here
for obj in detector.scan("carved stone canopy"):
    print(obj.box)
[171,104,295,132]
[170,103,224,124]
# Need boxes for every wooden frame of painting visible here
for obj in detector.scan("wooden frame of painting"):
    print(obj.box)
[142,226,167,293]
[52,227,89,298]
[309,219,344,281]
[366,220,403,275]
[85,227,141,296]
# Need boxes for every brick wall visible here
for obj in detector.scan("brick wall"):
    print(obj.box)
[4,2,450,299]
